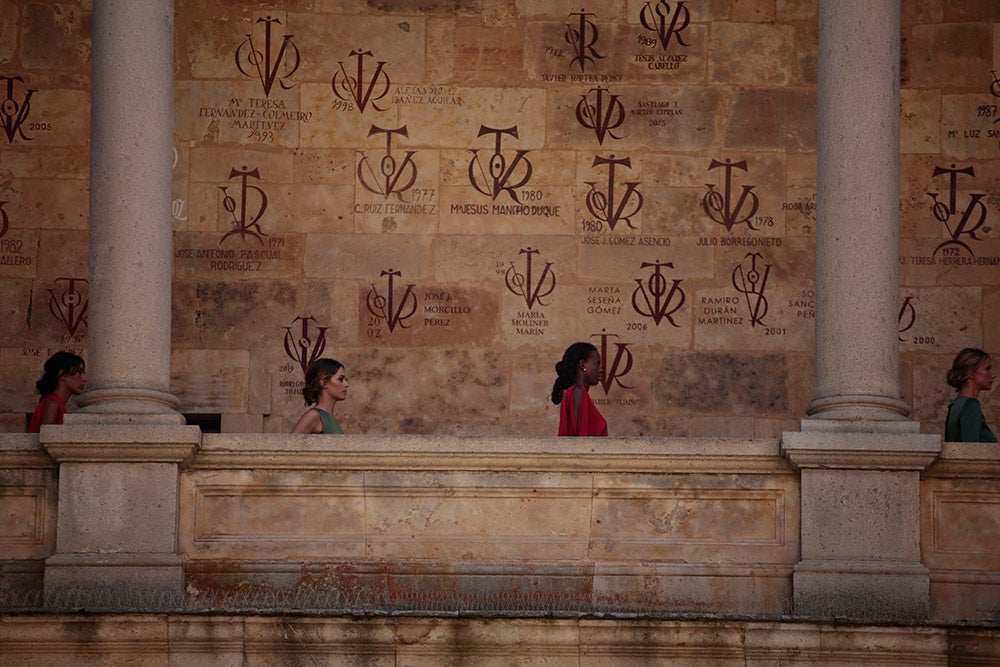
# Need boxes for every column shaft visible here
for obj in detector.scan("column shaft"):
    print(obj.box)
[76,0,182,421]
[809,0,908,421]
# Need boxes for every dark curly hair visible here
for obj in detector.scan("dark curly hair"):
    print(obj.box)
[550,342,597,405]
[35,351,85,395]
[946,348,990,390]
[302,358,343,406]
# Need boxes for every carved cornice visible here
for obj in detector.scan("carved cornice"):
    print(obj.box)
[39,425,201,464]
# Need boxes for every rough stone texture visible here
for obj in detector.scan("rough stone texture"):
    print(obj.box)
[907,22,992,90]
[652,352,788,414]
[0,0,995,440]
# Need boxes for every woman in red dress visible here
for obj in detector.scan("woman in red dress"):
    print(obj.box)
[27,351,86,432]
[551,342,607,436]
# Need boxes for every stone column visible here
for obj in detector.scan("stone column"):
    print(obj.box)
[783,0,940,622]
[807,0,908,423]
[72,0,183,423]
[42,0,199,611]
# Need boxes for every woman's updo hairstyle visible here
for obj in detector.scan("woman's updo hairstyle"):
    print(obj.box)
[550,342,597,405]
[946,347,990,390]
[302,358,343,406]
[35,351,85,396]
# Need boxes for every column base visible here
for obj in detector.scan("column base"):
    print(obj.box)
[793,560,929,621]
[70,387,186,426]
[43,553,184,611]
[805,394,911,424]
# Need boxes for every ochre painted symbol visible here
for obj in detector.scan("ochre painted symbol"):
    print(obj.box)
[366,268,417,333]
[585,154,643,231]
[468,125,534,203]
[0,201,8,238]
[48,277,88,338]
[639,1,691,51]
[576,86,626,145]
[565,9,604,73]
[990,70,1000,98]
[235,16,301,97]
[505,247,556,310]
[332,49,391,113]
[927,164,988,259]
[731,252,771,327]
[702,159,760,232]
[357,125,418,200]
[0,75,37,144]
[219,165,269,245]
[283,315,329,376]
[632,260,685,327]
[898,296,916,343]
[591,330,634,395]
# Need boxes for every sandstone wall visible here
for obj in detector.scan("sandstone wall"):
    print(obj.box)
[0,0,997,435]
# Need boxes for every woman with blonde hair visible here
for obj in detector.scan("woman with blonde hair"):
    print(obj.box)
[945,347,997,442]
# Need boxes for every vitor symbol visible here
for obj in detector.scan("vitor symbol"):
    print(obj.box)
[219,166,269,245]
[565,9,604,73]
[576,86,625,145]
[991,70,1000,98]
[357,125,418,200]
[584,154,643,231]
[632,260,685,327]
[332,49,391,113]
[366,269,417,333]
[702,159,760,232]
[927,164,988,258]
[1,75,36,144]
[468,125,534,203]
[0,201,8,238]
[235,16,301,97]
[282,315,329,376]
[639,1,691,51]
[48,277,88,338]
[505,247,556,310]
[731,252,771,327]
[898,296,916,343]
[590,330,634,395]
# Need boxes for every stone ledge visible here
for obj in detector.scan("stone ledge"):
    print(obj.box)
[925,442,1000,478]
[781,431,941,470]
[193,434,789,473]
[0,614,996,665]
[39,425,201,463]
[0,435,54,469]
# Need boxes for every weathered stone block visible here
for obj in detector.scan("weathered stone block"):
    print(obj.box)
[20,3,89,69]
[651,352,788,413]
[725,89,816,150]
[709,22,795,86]
[908,23,992,90]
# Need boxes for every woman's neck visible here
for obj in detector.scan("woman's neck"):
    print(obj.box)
[958,385,980,399]
[315,396,338,412]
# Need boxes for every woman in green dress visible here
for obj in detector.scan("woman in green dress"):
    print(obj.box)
[291,358,349,434]
[945,348,997,442]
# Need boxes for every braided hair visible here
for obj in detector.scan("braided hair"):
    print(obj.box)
[550,342,597,405]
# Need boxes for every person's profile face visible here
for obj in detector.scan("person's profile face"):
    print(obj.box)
[969,357,996,393]
[581,351,602,387]
[321,367,349,401]
[60,365,87,395]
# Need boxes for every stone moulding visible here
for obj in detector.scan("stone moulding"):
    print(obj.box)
[192,434,790,473]
[38,425,201,463]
